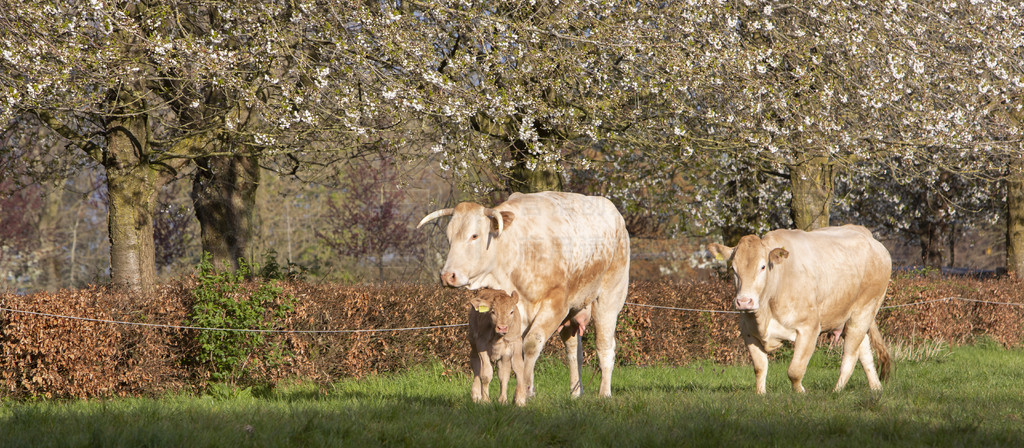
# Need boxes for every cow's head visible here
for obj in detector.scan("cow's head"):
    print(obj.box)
[417,202,515,288]
[708,235,788,311]
[469,289,520,335]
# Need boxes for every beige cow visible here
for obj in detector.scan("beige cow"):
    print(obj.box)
[708,225,892,394]
[418,191,630,401]
[468,289,527,405]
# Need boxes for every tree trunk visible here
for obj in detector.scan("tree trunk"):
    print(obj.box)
[191,153,260,271]
[789,153,833,231]
[948,222,956,268]
[103,113,165,291]
[919,219,946,269]
[1007,155,1024,275]
[509,142,563,193]
[919,181,950,269]
[36,184,63,291]
[469,113,564,193]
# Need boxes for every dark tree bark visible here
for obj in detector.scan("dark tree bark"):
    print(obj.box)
[1007,155,1024,274]
[191,152,260,271]
[919,217,946,268]
[104,115,162,291]
[917,172,953,269]
[470,112,564,194]
[789,152,833,231]
[36,184,63,291]
[509,142,563,193]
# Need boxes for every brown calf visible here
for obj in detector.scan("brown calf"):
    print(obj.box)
[468,289,527,405]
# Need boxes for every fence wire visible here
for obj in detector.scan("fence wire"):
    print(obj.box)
[1,296,1021,335]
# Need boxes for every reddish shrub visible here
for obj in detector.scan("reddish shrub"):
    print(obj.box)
[1,275,1021,398]
[0,283,194,398]
[880,274,1024,346]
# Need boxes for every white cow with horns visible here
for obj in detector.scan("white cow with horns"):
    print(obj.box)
[417,191,630,403]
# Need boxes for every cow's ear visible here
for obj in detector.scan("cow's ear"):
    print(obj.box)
[509,291,519,304]
[707,243,734,262]
[469,296,492,313]
[492,211,515,232]
[769,247,789,266]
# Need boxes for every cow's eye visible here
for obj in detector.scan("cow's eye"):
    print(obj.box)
[760,265,766,271]
[470,234,479,240]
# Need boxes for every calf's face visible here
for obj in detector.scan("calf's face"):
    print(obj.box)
[708,236,788,311]
[470,290,520,335]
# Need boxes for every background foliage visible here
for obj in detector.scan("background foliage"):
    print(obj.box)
[2,0,1023,293]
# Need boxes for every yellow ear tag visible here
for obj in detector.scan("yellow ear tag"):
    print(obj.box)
[475,305,490,312]
[714,253,723,261]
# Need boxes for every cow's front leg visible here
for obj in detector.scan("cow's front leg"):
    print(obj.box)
[521,302,569,401]
[743,332,770,394]
[511,342,528,406]
[739,316,769,394]
[787,326,819,393]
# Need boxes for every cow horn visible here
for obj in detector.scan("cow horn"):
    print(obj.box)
[486,208,503,236]
[416,208,454,228]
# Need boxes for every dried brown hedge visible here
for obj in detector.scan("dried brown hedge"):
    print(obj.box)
[879,274,1024,346]
[1,275,1022,398]
[0,283,195,398]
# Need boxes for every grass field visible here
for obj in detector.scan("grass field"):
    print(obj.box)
[1,340,1022,447]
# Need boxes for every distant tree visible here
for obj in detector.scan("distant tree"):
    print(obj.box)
[0,179,41,290]
[154,180,198,274]
[0,116,88,290]
[1,1,401,289]
[316,157,424,283]
[835,152,1003,268]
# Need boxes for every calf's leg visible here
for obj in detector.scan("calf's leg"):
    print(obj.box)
[476,351,493,402]
[496,353,512,404]
[470,351,485,402]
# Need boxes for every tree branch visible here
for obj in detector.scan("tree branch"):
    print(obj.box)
[32,110,103,162]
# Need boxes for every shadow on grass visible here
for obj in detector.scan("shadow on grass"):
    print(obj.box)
[2,390,1021,448]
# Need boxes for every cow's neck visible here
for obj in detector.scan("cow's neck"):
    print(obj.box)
[754,296,776,337]
[754,263,786,335]
[467,233,519,293]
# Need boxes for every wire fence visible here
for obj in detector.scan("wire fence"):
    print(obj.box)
[2,296,1022,335]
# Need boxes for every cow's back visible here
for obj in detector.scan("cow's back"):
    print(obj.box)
[763,225,891,327]
[499,192,629,312]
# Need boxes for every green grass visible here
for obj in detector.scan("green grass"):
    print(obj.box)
[2,342,1022,447]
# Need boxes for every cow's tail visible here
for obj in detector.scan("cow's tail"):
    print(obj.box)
[870,321,891,381]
